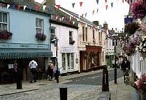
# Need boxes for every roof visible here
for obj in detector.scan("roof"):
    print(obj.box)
[50,6,78,28]
[60,7,97,27]
[0,0,53,15]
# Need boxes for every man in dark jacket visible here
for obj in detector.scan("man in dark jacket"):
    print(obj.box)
[121,57,130,80]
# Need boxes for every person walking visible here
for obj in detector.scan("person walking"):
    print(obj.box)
[13,60,22,89]
[121,57,130,80]
[54,63,60,83]
[29,60,38,83]
[47,60,54,81]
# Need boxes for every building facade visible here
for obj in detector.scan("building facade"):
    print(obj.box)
[0,1,52,84]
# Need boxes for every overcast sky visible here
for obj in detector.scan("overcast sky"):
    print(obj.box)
[35,0,130,31]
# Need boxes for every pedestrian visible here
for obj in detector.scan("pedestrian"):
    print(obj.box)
[54,63,60,83]
[13,60,22,89]
[29,60,38,83]
[121,57,130,80]
[47,60,54,81]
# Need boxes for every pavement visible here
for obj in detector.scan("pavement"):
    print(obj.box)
[0,68,140,100]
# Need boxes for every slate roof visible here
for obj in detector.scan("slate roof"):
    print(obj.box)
[60,7,97,27]
[0,0,53,15]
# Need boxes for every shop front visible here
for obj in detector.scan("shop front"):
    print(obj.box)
[80,45,102,72]
[0,48,52,84]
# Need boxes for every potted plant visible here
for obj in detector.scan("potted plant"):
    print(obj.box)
[69,38,75,45]
[35,33,46,41]
[0,30,13,40]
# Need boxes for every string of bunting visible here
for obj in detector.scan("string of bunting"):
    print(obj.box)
[0,2,54,13]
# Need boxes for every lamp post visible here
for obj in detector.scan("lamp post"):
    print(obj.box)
[112,34,118,84]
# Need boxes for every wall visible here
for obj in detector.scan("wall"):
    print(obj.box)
[0,7,51,49]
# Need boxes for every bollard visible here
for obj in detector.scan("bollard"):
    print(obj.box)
[16,80,22,89]
[60,87,67,100]
[102,65,109,91]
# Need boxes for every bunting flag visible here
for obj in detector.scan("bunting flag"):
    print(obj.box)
[79,2,83,7]
[49,5,53,11]
[97,9,99,13]
[23,5,27,10]
[106,5,108,10]
[111,2,113,8]
[35,5,40,11]
[85,13,87,17]
[17,5,21,10]
[72,3,75,8]
[122,0,124,3]
[92,10,95,14]
[56,5,60,9]
[43,5,46,11]
[7,4,10,9]
[96,0,99,5]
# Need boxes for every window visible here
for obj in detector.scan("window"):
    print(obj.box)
[62,53,66,70]
[69,31,73,40]
[99,32,102,44]
[61,53,74,70]
[50,27,56,41]
[36,18,44,33]
[82,26,85,41]
[0,12,8,31]
[85,27,87,41]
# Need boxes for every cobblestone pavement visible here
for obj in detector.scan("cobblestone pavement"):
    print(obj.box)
[0,69,133,100]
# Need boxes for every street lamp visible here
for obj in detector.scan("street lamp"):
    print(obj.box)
[112,33,118,84]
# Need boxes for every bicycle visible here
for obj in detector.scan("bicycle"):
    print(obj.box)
[124,68,130,85]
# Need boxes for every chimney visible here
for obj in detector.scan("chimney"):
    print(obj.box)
[103,22,108,30]
[46,0,55,7]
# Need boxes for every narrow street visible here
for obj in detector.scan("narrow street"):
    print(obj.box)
[0,69,124,100]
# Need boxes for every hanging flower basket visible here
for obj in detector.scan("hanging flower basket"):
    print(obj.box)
[124,22,140,36]
[35,33,46,41]
[0,30,13,40]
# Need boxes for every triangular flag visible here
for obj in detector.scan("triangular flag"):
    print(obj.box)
[92,10,95,14]
[97,9,99,13]
[23,5,27,10]
[56,5,60,9]
[96,0,99,4]
[72,3,75,8]
[49,5,53,11]
[122,0,124,3]
[7,4,10,9]
[36,5,40,11]
[43,5,46,11]
[85,13,87,17]
[111,3,113,8]
[1,3,6,8]
[106,5,108,10]
[17,5,21,10]
[79,2,83,7]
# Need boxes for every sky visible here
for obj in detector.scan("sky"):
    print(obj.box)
[35,0,130,31]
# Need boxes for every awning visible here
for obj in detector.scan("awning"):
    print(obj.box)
[0,48,52,59]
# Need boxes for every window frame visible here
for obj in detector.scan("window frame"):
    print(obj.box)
[36,18,44,34]
[0,11,9,31]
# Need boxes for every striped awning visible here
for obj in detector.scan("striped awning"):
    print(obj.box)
[0,48,52,59]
